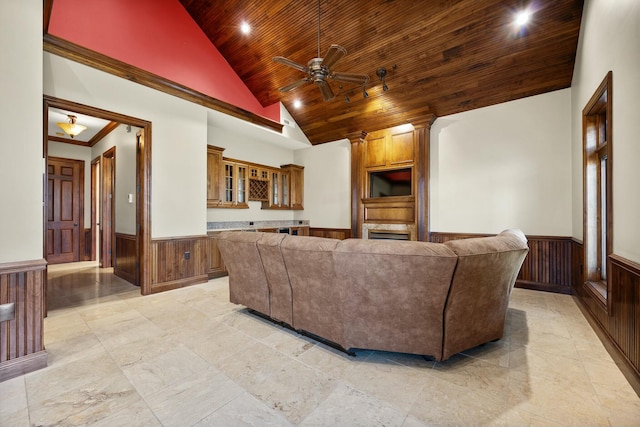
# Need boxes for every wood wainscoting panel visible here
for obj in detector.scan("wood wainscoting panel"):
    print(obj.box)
[309,228,352,240]
[574,250,640,389]
[572,238,584,288]
[114,233,137,285]
[149,236,209,294]
[609,255,640,376]
[0,259,48,382]
[518,236,573,294]
[83,228,92,261]
[429,232,573,294]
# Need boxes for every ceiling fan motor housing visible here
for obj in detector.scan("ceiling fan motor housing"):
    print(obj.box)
[308,58,329,83]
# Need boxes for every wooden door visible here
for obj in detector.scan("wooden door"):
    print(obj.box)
[101,147,115,268]
[47,157,83,264]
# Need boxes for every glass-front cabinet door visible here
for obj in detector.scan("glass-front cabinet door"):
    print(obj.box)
[237,165,247,204]
[271,171,279,207]
[224,163,234,203]
[221,161,248,208]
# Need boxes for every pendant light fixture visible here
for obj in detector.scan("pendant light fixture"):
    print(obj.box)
[57,115,87,138]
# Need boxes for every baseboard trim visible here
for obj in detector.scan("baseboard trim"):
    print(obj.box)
[0,350,48,382]
[515,280,572,295]
[148,274,208,294]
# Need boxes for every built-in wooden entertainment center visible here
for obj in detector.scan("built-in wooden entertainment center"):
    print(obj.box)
[348,115,435,241]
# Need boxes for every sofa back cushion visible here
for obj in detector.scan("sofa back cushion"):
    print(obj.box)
[217,231,270,316]
[256,233,292,325]
[442,229,529,360]
[280,236,344,347]
[334,239,458,358]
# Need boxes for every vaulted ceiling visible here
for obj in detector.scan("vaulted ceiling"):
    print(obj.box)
[181,0,583,145]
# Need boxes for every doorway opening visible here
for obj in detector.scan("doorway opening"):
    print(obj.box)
[43,96,152,299]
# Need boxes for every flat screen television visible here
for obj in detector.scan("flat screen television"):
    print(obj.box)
[369,167,412,198]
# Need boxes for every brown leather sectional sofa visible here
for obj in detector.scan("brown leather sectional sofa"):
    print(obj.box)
[217,229,529,361]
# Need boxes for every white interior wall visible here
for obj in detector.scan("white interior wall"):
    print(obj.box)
[430,89,572,236]
[0,0,43,263]
[280,104,311,144]
[44,53,207,238]
[293,139,352,229]
[91,125,138,235]
[571,0,640,263]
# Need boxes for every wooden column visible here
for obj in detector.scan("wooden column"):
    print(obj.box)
[347,131,367,238]
[412,115,436,241]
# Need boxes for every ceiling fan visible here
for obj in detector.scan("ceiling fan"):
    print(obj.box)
[273,0,369,102]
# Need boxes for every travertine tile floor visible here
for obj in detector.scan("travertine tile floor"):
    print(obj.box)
[1,262,639,426]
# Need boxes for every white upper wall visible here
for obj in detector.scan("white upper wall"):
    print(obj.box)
[571,0,640,263]
[293,139,352,229]
[0,0,43,263]
[430,89,572,236]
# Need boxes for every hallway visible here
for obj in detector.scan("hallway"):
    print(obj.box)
[47,262,139,311]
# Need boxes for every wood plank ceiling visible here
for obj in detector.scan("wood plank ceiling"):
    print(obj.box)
[180,0,583,145]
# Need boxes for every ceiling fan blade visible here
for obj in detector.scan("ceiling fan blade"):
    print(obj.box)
[273,56,307,72]
[316,80,335,101]
[321,44,347,69]
[279,78,310,92]
[330,72,370,85]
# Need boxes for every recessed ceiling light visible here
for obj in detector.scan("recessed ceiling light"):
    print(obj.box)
[240,21,251,34]
[293,100,302,109]
[514,10,531,27]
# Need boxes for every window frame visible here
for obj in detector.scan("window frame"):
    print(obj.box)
[582,71,613,314]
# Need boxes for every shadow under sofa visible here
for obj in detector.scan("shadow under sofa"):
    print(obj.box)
[217,229,529,361]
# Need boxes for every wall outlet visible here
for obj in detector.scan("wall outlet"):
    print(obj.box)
[184,251,190,260]
[0,303,15,323]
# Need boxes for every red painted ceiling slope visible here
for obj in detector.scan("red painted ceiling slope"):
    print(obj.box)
[48,0,279,123]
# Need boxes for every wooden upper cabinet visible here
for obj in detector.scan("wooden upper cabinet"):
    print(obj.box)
[207,146,304,210]
[263,168,289,209]
[281,164,304,210]
[207,145,224,208]
[365,135,387,168]
[389,130,414,165]
[261,164,304,210]
[248,167,269,202]
[364,126,415,168]
[221,160,249,208]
